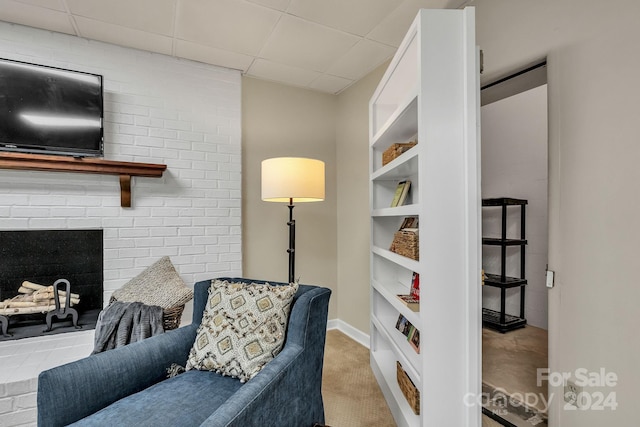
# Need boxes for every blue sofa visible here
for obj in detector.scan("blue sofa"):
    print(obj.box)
[37,278,331,427]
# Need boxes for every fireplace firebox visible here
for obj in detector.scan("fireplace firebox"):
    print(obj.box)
[0,229,103,341]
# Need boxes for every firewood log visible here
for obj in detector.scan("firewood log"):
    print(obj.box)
[46,297,80,306]
[10,294,34,302]
[4,298,79,307]
[4,301,38,308]
[21,280,80,299]
[33,291,54,302]
[0,304,63,315]
[21,281,46,291]
[1,294,34,306]
[0,298,78,313]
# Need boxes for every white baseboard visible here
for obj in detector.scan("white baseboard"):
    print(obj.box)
[327,319,370,349]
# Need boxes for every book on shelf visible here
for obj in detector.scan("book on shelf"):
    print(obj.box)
[399,216,418,230]
[396,313,420,353]
[398,180,411,206]
[395,314,411,337]
[408,326,420,354]
[410,272,420,300]
[390,180,410,207]
[396,294,419,312]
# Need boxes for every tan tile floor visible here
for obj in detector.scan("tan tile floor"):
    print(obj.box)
[483,324,549,414]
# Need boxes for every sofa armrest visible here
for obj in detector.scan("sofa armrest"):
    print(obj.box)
[37,324,197,427]
[201,285,331,427]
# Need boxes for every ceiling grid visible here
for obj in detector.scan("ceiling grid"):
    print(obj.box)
[1,0,472,93]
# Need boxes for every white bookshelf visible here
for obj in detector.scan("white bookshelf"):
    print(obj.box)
[368,8,482,427]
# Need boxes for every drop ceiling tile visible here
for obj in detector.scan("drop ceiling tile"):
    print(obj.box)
[176,0,280,56]
[245,0,291,12]
[327,39,395,80]
[367,0,456,47]
[15,0,66,11]
[74,16,173,56]
[287,0,401,36]
[309,74,353,94]
[66,0,175,36]
[175,40,254,72]
[0,0,75,34]
[260,15,359,72]
[246,59,320,87]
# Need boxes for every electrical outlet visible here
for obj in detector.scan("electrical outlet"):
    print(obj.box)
[564,380,582,407]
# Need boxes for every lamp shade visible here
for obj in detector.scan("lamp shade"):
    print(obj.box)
[261,157,325,203]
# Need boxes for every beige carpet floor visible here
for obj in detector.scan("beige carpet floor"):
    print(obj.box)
[322,329,501,427]
[322,330,396,426]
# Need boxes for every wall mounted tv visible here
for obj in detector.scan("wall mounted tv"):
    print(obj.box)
[0,58,104,157]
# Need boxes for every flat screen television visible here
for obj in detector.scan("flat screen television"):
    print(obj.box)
[0,58,103,157]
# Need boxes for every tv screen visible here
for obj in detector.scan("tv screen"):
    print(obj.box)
[0,58,103,157]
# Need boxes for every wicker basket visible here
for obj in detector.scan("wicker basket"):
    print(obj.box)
[397,361,420,415]
[109,296,185,331]
[389,229,419,260]
[382,142,417,166]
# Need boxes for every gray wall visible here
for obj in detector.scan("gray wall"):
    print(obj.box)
[241,77,338,320]
[481,85,549,330]
[476,0,639,424]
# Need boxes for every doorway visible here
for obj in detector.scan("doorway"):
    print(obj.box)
[480,62,549,427]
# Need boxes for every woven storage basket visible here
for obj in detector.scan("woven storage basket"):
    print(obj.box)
[389,230,419,260]
[397,361,420,415]
[382,142,417,166]
[108,296,185,331]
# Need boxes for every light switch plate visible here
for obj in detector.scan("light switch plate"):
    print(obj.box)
[546,270,555,288]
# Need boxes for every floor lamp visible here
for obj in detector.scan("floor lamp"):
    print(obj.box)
[261,157,325,283]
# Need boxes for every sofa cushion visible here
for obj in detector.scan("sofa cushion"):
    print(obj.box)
[68,370,242,426]
[112,256,193,309]
[185,279,297,383]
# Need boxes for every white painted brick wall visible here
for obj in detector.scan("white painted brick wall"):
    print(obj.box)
[0,379,38,427]
[0,22,242,426]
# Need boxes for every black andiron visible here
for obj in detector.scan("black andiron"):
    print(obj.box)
[45,278,81,332]
[0,288,9,336]
[0,314,8,337]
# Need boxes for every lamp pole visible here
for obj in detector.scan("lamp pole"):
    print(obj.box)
[287,198,295,283]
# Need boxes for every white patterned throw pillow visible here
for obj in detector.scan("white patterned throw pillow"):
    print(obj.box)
[185,279,298,383]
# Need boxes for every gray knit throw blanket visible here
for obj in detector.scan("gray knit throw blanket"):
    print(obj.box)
[92,301,164,354]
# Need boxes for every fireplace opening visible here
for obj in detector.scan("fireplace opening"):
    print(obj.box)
[0,229,103,341]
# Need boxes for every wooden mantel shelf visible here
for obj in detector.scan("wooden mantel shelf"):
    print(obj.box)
[0,152,167,207]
